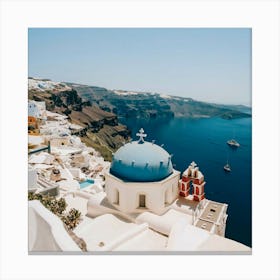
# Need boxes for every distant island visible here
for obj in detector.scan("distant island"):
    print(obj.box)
[28,77,251,160]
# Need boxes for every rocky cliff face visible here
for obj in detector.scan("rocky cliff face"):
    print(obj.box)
[67,83,251,120]
[28,79,131,160]
[66,84,175,120]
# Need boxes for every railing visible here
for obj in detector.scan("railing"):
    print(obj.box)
[28,142,51,155]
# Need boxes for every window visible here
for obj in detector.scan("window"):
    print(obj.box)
[139,194,146,208]
[113,189,119,205]
[165,189,169,204]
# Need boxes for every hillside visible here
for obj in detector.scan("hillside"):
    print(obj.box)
[28,78,130,160]
[66,83,251,120]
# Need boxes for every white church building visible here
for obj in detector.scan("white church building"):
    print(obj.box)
[105,129,180,214]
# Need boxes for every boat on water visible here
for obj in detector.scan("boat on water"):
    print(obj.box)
[227,139,240,147]
[224,163,231,172]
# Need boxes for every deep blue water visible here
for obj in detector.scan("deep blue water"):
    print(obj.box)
[120,117,252,247]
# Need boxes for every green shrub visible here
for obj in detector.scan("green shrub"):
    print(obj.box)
[61,208,81,230]
[28,192,81,230]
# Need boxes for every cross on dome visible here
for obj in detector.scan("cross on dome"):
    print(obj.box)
[136,128,147,143]
[190,161,197,169]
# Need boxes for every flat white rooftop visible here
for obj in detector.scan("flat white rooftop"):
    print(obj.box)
[74,214,146,251]
[114,228,168,251]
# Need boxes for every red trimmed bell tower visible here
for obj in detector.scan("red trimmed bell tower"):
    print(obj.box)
[179,161,206,201]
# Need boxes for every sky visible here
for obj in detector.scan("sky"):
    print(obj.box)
[28,28,251,105]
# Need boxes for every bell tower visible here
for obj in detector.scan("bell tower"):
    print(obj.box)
[179,161,206,201]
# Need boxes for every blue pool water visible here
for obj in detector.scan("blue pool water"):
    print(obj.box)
[79,179,95,189]
[121,116,252,247]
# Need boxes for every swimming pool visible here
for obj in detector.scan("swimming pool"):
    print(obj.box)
[79,179,95,189]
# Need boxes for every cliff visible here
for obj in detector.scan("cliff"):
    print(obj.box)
[66,83,251,120]
[28,79,131,161]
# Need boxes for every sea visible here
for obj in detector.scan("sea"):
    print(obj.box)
[120,116,252,247]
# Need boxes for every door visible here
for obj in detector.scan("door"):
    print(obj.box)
[139,194,146,208]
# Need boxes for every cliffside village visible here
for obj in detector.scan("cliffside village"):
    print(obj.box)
[28,99,109,197]
[28,96,251,253]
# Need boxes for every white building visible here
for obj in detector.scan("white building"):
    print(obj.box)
[28,100,47,120]
[105,129,180,214]
[28,101,40,118]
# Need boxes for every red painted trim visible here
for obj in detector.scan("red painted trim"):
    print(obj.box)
[193,195,199,201]
[193,178,200,184]
[179,191,186,197]
[182,176,190,182]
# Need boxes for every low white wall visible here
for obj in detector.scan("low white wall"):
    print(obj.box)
[28,200,82,252]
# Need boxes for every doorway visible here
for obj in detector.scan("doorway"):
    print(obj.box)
[139,194,146,208]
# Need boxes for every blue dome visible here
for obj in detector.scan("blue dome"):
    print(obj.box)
[110,140,173,182]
